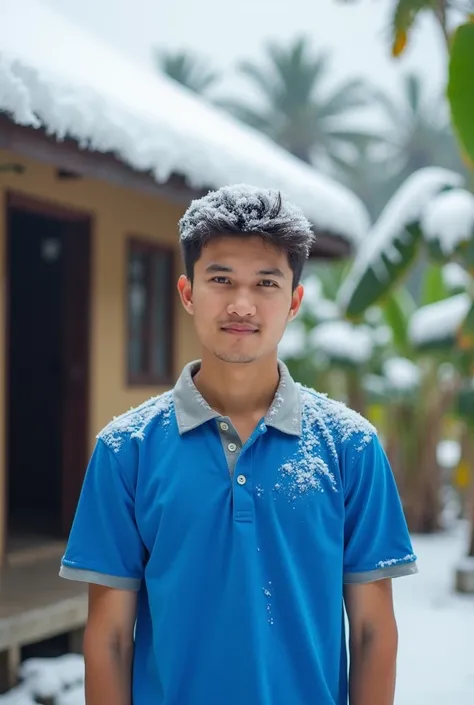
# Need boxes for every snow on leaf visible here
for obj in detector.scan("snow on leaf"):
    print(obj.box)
[421,189,474,256]
[0,0,370,245]
[278,320,307,359]
[443,262,471,291]
[437,439,461,469]
[310,320,373,365]
[338,167,464,315]
[408,294,471,348]
[382,357,420,392]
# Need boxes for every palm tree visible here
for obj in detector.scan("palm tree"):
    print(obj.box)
[154,49,220,96]
[220,36,377,167]
[372,73,467,183]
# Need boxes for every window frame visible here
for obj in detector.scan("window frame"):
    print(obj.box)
[126,237,175,387]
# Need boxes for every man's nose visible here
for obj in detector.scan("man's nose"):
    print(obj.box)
[227,290,256,317]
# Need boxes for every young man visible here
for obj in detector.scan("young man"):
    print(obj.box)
[60,185,417,705]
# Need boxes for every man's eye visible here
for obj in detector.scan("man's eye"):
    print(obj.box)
[259,280,278,287]
[212,276,230,284]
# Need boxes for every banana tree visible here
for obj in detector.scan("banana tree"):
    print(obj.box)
[280,264,387,413]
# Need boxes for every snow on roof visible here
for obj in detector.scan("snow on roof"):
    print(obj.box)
[408,293,471,347]
[421,189,474,256]
[338,167,464,309]
[0,0,370,246]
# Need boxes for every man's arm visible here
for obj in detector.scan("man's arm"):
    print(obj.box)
[344,579,398,705]
[84,584,138,705]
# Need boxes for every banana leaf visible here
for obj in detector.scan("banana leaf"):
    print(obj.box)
[408,293,471,352]
[456,382,474,427]
[338,168,464,318]
[421,188,474,263]
[382,288,416,358]
[448,21,474,165]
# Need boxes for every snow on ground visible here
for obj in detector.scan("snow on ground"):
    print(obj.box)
[0,525,472,704]
[394,521,474,705]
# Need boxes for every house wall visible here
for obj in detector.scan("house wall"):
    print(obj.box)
[0,149,200,555]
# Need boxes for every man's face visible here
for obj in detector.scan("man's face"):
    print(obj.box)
[178,235,303,364]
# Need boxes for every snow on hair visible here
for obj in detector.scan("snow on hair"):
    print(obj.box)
[178,184,315,258]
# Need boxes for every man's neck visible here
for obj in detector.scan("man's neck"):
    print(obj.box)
[193,353,280,419]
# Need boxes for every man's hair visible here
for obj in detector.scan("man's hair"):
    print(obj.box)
[178,184,315,289]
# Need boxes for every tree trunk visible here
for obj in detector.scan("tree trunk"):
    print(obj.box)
[346,371,366,416]
[402,385,448,534]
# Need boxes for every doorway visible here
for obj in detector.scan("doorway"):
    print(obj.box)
[5,194,91,554]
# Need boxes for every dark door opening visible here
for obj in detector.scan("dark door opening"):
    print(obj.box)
[6,197,91,553]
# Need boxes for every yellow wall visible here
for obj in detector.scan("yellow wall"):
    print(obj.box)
[0,149,200,553]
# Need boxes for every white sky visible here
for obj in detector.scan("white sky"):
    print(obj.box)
[43,0,448,104]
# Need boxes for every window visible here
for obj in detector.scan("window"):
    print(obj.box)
[127,239,174,385]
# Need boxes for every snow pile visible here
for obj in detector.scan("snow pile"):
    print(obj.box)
[443,263,471,291]
[408,294,471,347]
[310,320,373,364]
[422,189,474,256]
[0,0,370,245]
[383,357,420,392]
[0,655,85,704]
[338,167,464,309]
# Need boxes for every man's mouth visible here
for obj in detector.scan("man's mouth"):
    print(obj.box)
[220,324,259,335]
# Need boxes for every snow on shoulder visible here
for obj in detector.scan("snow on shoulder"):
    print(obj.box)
[299,386,375,451]
[98,392,174,453]
[1,0,369,246]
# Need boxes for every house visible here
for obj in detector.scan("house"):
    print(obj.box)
[0,0,370,685]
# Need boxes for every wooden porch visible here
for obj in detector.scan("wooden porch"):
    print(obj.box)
[0,546,87,691]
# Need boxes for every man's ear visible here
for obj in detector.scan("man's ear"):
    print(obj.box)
[288,284,304,321]
[177,275,193,314]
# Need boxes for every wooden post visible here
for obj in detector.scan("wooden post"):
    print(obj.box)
[68,626,85,654]
[0,646,21,692]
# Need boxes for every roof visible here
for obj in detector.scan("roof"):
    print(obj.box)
[0,0,370,246]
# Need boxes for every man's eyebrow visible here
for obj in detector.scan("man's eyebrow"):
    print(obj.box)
[204,264,286,277]
[257,268,286,278]
[205,263,233,273]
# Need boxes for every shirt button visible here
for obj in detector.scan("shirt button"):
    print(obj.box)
[220,422,229,431]
[237,474,247,485]
[228,442,237,452]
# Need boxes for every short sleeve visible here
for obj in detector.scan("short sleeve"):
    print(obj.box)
[343,433,418,584]
[59,439,146,590]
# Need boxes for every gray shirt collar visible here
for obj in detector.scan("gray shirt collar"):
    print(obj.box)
[173,360,302,437]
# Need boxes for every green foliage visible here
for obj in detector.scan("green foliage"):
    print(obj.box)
[448,22,474,165]
[342,222,423,318]
[155,49,219,95]
[382,288,416,357]
[420,263,449,306]
[392,0,438,36]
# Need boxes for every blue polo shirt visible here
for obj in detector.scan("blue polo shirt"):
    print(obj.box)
[60,361,417,705]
